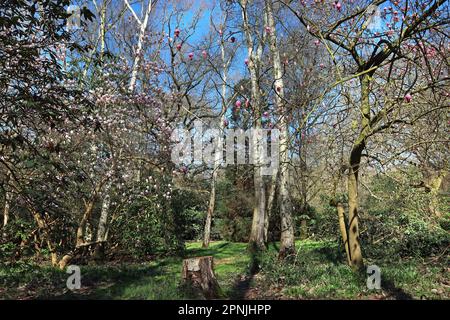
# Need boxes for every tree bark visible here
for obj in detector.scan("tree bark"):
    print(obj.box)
[335,201,351,265]
[76,200,95,247]
[425,170,446,217]
[182,256,221,299]
[300,219,307,240]
[93,181,112,258]
[3,190,11,234]
[265,0,295,258]
[264,170,278,243]
[241,0,266,251]
[203,31,229,248]
[345,74,372,270]
[128,0,153,93]
[30,208,58,266]
[203,176,216,248]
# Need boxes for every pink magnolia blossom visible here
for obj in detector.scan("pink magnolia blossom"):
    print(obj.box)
[404,93,412,103]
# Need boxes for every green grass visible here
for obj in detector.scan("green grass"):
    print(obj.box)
[259,240,449,300]
[0,240,448,300]
[0,241,251,299]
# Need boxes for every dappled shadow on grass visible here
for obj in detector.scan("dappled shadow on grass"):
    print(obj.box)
[228,248,260,300]
[185,242,231,258]
[306,245,345,265]
[37,256,193,300]
[53,242,244,300]
[229,275,254,300]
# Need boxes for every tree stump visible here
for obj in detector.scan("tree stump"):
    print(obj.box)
[182,256,221,299]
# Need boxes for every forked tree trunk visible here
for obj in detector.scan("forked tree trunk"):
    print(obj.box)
[182,256,221,299]
[30,208,58,266]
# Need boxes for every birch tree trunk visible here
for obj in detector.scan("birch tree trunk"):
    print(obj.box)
[265,0,295,258]
[203,37,228,248]
[90,1,154,253]
[82,0,108,80]
[99,0,107,61]
[128,0,153,93]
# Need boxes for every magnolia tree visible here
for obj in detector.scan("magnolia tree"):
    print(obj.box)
[281,0,448,269]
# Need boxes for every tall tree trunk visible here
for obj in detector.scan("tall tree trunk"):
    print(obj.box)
[345,74,372,269]
[203,30,229,248]
[249,126,266,250]
[241,0,266,251]
[82,0,108,80]
[347,148,363,269]
[99,0,107,62]
[128,0,153,93]
[265,0,294,258]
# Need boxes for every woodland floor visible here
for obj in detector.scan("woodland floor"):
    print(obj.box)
[0,240,448,300]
